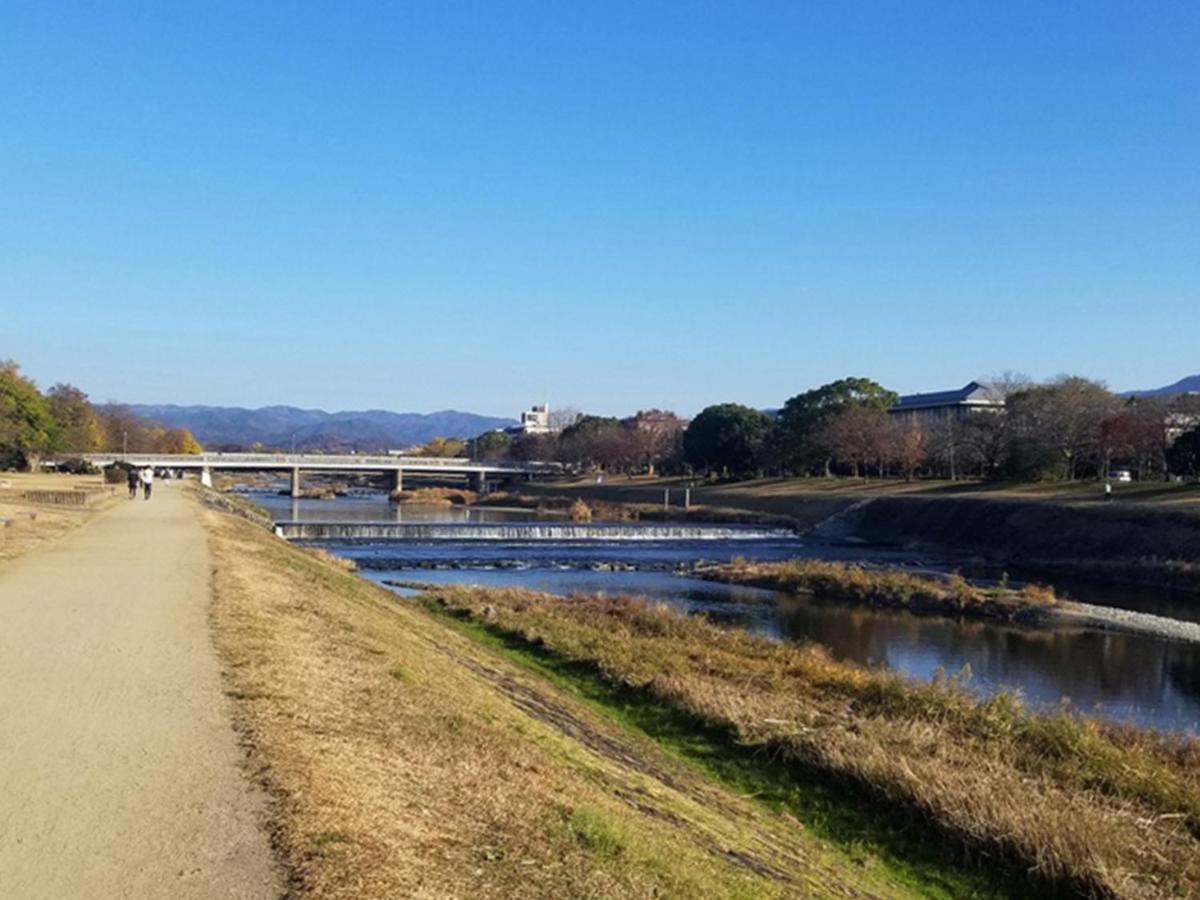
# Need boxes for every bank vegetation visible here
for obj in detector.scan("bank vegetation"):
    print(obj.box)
[703,558,1057,621]
[430,585,1200,899]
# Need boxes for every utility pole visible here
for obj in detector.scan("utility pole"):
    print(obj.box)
[122,431,127,456]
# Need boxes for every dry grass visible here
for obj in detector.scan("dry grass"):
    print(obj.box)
[389,486,477,506]
[568,499,592,522]
[201,503,922,898]
[0,472,115,563]
[430,586,1200,899]
[705,558,1056,620]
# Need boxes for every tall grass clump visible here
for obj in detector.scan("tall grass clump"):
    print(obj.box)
[706,558,1056,620]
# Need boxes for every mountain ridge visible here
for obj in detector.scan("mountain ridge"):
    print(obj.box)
[113,403,517,451]
[1124,375,1200,398]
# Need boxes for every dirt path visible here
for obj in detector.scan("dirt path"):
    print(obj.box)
[0,482,280,899]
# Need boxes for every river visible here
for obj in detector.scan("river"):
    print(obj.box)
[248,488,1200,735]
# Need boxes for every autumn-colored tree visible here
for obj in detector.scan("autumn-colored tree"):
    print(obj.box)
[46,383,103,452]
[157,427,204,454]
[0,360,60,469]
[417,436,467,457]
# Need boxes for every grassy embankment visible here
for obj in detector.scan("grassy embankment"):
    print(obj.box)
[203,495,993,899]
[0,471,115,562]
[427,586,1200,900]
[702,558,1057,622]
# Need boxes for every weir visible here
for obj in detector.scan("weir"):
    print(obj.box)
[273,521,797,541]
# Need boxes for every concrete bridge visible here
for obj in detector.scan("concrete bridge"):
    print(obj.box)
[80,453,560,496]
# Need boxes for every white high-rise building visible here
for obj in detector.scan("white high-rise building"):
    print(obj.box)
[519,404,552,434]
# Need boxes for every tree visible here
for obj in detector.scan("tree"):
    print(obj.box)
[682,404,771,476]
[96,405,157,454]
[158,427,203,454]
[46,383,103,453]
[623,409,685,474]
[886,419,928,481]
[416,436,466,458]
[472,430,512,461]
[1006,377,1119,480]
[549,406,582,431]
[822,406,890,478]
[1167,427,1200,480]
[1101,400,1168,480]
[0,361,59,469]
[558,416,626,470]
[510,431,559,462]
[776,377,898,475]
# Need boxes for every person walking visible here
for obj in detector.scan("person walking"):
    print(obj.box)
[140,466,154,500]
[126,466,139,500]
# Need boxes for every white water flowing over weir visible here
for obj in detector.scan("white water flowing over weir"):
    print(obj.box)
[273,521,797,541]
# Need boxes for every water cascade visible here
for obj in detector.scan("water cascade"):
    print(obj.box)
[274,521,796,541]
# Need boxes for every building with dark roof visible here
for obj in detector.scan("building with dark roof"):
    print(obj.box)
[889,381,1005,425]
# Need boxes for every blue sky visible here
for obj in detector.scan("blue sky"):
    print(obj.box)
[2,1,1196,417]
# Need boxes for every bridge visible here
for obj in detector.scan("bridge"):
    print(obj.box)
[79,452,560,496]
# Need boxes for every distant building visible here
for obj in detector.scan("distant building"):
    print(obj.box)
[517,404,553,435]
[889,381,1005,426]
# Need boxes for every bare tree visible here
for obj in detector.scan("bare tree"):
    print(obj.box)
[886,419,927,481]
[549,406,582,431]
[823,407,890,478]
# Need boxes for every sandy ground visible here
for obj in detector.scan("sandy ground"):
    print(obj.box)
[0,482,281,899]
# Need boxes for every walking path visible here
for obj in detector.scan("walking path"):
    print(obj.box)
[0,482,280,899]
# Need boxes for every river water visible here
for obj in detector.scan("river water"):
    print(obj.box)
[249,489,1200,735]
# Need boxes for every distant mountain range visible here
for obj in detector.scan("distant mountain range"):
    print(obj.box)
[1124,375,1200,398]
[118,404,517,451]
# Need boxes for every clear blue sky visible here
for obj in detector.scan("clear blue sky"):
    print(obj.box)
[2,2,1196,417]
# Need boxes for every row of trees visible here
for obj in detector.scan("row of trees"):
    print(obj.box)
[461,375,1200,483]
[679,375,1200,482]
[0,360,202,470]
[466,409,687,474]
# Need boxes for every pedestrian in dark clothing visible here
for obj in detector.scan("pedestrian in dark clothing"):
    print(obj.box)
[127,467,139,500]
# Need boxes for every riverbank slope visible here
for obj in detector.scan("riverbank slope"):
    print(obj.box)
[201,490,1018,899]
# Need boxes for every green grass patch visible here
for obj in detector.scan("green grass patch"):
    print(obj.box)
[547,804,628,859]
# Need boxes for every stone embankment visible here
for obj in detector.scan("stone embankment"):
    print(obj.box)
[833,496,1200,594]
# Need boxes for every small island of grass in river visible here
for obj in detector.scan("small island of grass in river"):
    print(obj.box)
[699,557,1058,621]
[700,558,1200,645]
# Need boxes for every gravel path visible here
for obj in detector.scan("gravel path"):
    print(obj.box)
[0,482,280,899]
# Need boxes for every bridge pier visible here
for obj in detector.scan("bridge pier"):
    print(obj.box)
[200,467,213,489]
[291,467,302,498]
[471,471,488,494]
[392,468,403,493]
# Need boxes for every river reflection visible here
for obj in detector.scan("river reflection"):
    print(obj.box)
[774,593,1200,733]
[247,489,1200,735]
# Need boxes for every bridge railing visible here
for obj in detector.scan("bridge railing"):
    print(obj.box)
[78,452,561,473]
